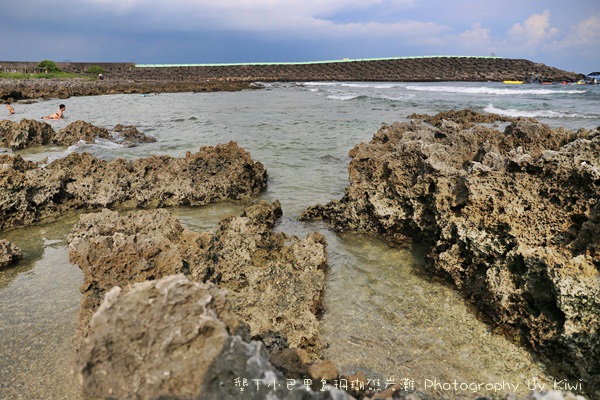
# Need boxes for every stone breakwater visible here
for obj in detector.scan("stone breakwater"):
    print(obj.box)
[301,112,600,398]
[0,141,267,230]
[127,57,581,83]
[0,57,581,100]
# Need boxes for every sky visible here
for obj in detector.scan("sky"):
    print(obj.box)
[1,0,599,74]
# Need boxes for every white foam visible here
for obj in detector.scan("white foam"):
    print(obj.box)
[484,104,593,119]
[302,82,401,90]
[326,94,361,101]
[406,85,587,95]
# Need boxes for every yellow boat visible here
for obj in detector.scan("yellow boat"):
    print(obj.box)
[503,80,524,84]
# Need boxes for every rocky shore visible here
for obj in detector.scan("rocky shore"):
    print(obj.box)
[0,141,267,230]
[69,202,352,399]
[0,70,595,399]
[301,112,599,398]
[0,78,257,101]
[69,201,593,400]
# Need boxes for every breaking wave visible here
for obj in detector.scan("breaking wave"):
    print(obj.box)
[406,85,587,95]
[484,104,595,119]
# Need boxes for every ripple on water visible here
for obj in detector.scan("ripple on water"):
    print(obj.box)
[320,232,551,399]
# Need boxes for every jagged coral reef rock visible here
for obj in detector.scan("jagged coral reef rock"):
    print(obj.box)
[53,120,157,146]
[112,123,157,146]
[76,274,351,400]
[301,114,599,396]
[53,120,111,145]
[408,109,517,129]
[68,201,327,355]
[0,141,267,230]
[0,118,55,149]
[0,118,156,149]
[0,239,22,270]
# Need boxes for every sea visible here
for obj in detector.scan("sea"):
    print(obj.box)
[1,81,599,399]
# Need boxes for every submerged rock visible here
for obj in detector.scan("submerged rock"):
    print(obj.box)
[76,274,351,400]
[0,239,22,270]
[112,123,157,146]
[0,141,267,230]
[53,120,111,145]
[301,113,600,397]
[68,201,327,356]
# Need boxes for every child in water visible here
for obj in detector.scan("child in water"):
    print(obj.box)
[4,101,15,115]
[43,104,65,120]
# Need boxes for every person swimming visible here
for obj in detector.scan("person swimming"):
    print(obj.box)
[4,101,15,115]
[42,104,66,120]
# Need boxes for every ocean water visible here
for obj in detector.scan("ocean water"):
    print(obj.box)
[1,81,599,399]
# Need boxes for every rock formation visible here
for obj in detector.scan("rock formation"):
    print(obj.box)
[112,123,157,146]
[301,113,599,397]
[0,141,267,230]
[76,274,351,400]
[0,118,156,149]
[53,120,111,145]
[0,118,55,149]
[0,239,22,270]
[68,201,327,356]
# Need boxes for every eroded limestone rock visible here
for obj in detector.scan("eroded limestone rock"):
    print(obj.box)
[301,113,599,397]
[68,201,327,356]
[0,118,55,149]
[0,118,156,149]
[76,274,351,400]
[0,239,22,269]
[0,141,267,230]
[53,120,111,145]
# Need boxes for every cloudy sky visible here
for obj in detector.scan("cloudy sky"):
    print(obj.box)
[1,0,599,73]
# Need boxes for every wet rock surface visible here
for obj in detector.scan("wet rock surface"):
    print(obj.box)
[0,118,156,149]
[77,274,352,400]
[0,141,267,230]
[68,201,327,357]
[0,239,22,270]
[301,112,600,397]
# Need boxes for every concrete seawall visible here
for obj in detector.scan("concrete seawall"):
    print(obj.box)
[0,57,581,82]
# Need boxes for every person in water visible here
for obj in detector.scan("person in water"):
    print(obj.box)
[43,104,66,120]
[4,101,15,115]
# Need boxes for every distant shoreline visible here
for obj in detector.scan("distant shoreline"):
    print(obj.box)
[0,79,258,101]
[1,56,582,101]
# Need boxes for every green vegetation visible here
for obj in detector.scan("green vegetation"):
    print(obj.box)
[86,65,105,76]
[0,60,86,80]
[0,71,81,79]
[37,59,62,73]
